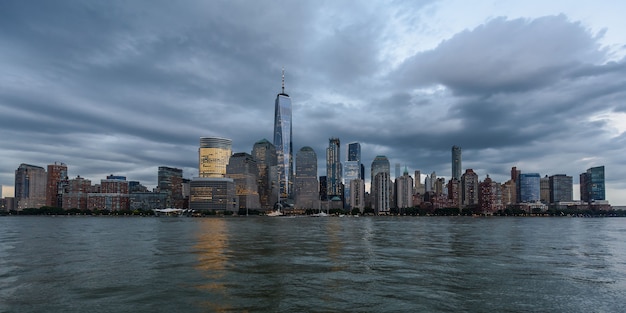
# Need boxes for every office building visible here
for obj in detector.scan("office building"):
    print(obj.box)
[295,147,319,210]
[158,166,184,209]
[199,137,232,178]
[226,152,261,210]
[452,146,462,180]
[349,178,365,213]
[414,170,424,195]
[326,138,342,198]
[580,166,605,203]
[518,173,541,203]
[15,163,47,210]
[540,175,550,203]
[371,156,390,183]
[319,176,328,202]
[549,174,573,204]
[273,69,293,199]
[252,139,278,209]
[189,177,238,212]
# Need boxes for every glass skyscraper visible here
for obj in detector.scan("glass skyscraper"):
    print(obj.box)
[580,166,605,203]
[273,69,293,200]
[295,146,319,209]
[518,173,541,203]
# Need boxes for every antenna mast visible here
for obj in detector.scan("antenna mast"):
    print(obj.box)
[281,67,285,94]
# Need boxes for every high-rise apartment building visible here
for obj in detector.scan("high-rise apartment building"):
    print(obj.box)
[227,152,261,210]
[88,176,130,211]
[46,162,67,207]
[349,179,365,213]
[371,156,390,214]
[62,176,92,210]
[158,166,183,209]
[452,146,462,181]
[478,175,502,214]
[15,163,47,210]
[295,147,319,210]
[549,174,573,204]
[580,166,605,203]
[273,69,293,200]
[395,168,413,209]
[252,139,278,209]
[461,169,479,207]
[326,138,342,198]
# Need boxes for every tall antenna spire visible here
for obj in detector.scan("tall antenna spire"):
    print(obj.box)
[281,67,285,94]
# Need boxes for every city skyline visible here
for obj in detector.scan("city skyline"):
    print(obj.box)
[1,1,626,204]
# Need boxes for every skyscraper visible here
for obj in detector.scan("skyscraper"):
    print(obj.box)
[273,69,293,200]
[395,168,413,209]
[518,173,541,203]
[580,166,605,203]
[452,145,462,180]
[46,162,68,207]
[461,169,478,207]
[158,166,184,209]
[326,138,342,198]
[371,156,390,214]
[549,174,573,204]
[199,137,232,178]
[15,164,47,210]
[348,142,361,163]
[227,152,261,210]
[252,139,278,209]
[295,146,319,210]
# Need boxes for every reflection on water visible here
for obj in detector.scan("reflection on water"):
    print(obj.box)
[193,218,231,312]
[0,216,625,312]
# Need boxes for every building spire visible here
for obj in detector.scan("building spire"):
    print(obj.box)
[281,67,285,94]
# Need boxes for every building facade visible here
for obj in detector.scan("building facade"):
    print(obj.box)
[252,139,278,209]
[452,145,462,180]
[518,173,541,203]
[88,177,130,211]
[395,169,413,209]
[158,166,184,209]
[199,137,232,178]
[226,152,261,210]
[549,174,573,204]
[15,163,47,210]
[580,166,605,203]
[373,172,390,214]
[189,177,238,212]
[461,169,479,207]
[295,146,319,210]
[273,69,293,200]
[62,176,92,210]
[349,178,365,213]
[326,137,342,199]
[46,162,68,207]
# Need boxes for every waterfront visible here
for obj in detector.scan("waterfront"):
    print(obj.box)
[1,216,625,312]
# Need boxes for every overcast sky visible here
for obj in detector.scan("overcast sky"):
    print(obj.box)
[1,1,625,204]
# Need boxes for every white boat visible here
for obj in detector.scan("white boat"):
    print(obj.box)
[266,209,284,217]
[310,211,329,217]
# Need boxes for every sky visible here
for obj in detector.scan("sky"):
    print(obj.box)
[1,1,625,204]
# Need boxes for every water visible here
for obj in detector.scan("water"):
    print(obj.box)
[1,216,625,312]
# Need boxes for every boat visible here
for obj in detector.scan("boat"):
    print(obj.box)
[310,211,329,217]
[266,209,284,217]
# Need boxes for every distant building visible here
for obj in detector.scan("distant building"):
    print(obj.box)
[373,172,390,214]
[414,170,424,195]
[348,142,361,164]
[580,166,605,203]
[540,175,550,204]
[46,162,68,208]
[88,177,130,211]
[479,175,502,214]
[130,192,168,211]
[326,138,342,199]
[394,163,401,180]
[295,147,319,210]
[158,166,184,209]
[501,180,517,205]
[273,69,294,199]
[447,178,460,208]
[343,160,360,208]
[252,139,278,210]
[349,178,365,213]
[395,168,413,209]
[319,176,328,202]
[199,137,232,178]
[62,176,92,210]
[518,173,541,203]
[15,163,47,210]
[461,169,479,207]
[189,177,237,212]
[227,152,261,210]
[452,145,462,180]
[549,174,573,204]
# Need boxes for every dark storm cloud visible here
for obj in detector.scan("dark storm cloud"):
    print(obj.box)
[1,1,625,202]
